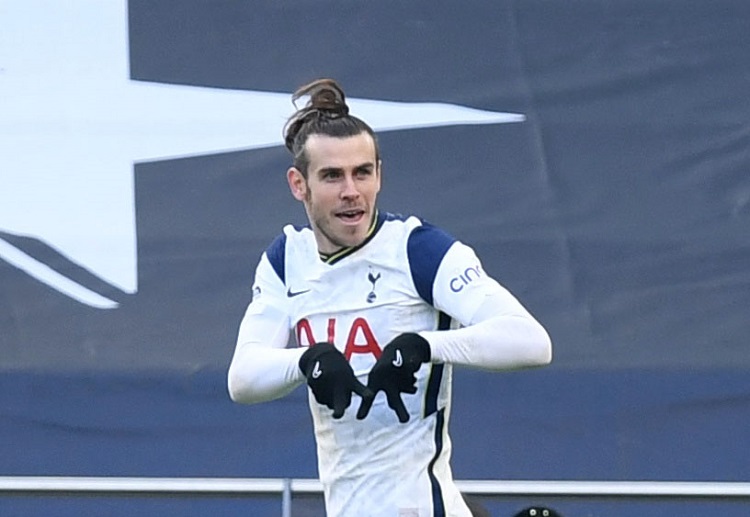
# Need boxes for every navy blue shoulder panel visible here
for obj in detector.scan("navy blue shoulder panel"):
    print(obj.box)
[407,221,456,305]
[265,233,287,284]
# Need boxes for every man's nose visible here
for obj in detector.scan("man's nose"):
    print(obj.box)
[340,174,360,198]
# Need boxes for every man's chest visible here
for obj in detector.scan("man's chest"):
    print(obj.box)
[285,260,434,369]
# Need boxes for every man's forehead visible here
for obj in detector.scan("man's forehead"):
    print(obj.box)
[305,133,377,170]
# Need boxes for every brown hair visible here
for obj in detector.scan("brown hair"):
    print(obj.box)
[283,78,379,176]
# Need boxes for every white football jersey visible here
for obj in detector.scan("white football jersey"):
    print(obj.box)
[249,212,511,517]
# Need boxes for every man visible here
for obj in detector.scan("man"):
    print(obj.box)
[227,78,552,517]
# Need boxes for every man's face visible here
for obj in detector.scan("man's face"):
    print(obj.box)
[287,133,381,254]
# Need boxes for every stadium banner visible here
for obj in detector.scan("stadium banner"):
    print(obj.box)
[2,1,749,515]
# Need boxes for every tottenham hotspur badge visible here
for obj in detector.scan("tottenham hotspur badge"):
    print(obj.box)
[367,268,381,303]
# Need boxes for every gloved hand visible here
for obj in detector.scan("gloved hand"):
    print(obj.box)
[299,342,372,419]
[356,333,431,423]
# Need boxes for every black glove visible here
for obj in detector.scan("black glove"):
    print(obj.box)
[299,342,372,419]
[356,333,431,423]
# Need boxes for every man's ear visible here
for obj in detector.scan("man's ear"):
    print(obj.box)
[287,167,307,201]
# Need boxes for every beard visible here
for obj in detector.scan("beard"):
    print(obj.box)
[312,211,364,252]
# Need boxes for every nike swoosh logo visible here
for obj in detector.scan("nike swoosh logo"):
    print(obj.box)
[312,361,322,379]
[287,287,311,298]
[392,350,403,368]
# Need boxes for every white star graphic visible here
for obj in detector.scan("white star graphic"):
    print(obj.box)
[0,0,524,308]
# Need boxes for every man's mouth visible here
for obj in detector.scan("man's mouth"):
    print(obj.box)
[335,208,365,221]
[335,208,366,223]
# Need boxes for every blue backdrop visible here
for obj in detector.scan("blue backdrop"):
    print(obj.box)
[2,1,749,516]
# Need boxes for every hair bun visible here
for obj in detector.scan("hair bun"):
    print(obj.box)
[284,78,375,158]
[292,78,349,118]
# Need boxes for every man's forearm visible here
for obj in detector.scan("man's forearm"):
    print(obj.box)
[228,345,306,404]
[420,314,552,370]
